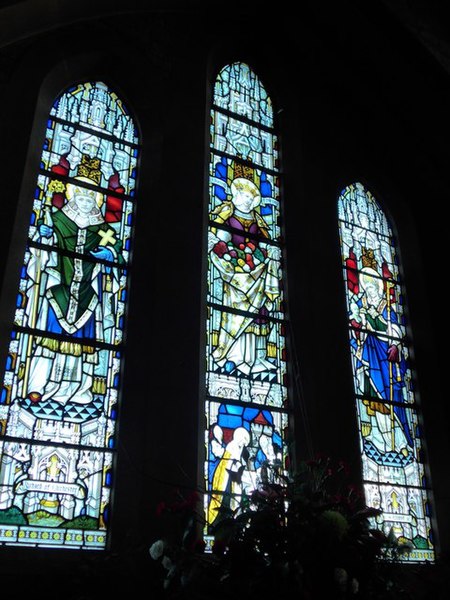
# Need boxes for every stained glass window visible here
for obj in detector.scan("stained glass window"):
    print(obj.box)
[0,81,139,549]
[204,62,288,537]
[338,182,434,562]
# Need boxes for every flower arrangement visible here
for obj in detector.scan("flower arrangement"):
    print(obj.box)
[149,456,416,599]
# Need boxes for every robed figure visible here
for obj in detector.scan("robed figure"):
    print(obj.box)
[23,156,124,408]
[348,254,414,455]
[209,167,280,376]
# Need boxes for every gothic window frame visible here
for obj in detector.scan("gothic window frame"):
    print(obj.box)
[201,60,292,540]
[0,77,141,551]
[338,180,436,563]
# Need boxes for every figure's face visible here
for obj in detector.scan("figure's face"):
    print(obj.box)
[74,190,96,214]
[365,281,381,306]
[232,188,256,213]
[234,427,250,449]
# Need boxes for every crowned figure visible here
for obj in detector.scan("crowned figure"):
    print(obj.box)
[209,162,280,376]
[23,155,124,408]
[349,248,414,455]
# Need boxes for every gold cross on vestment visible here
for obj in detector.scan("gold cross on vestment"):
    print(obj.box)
[98,228,116,246]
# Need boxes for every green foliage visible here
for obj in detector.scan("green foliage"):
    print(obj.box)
[0,506,27,525]
[412,536,430,550]
[62,515,98,530]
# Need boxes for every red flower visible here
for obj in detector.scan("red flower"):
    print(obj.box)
[213,241,228,257]
[330,494,345,505]
[313,452,328,464]
[155,501,166,517]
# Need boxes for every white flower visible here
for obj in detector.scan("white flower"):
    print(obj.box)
[149,539,165,560]
[350,578,359,594]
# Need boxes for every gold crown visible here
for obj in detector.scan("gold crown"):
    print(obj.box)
[234,161,254,182]
[361,247,378,270]
[77,155,102,185]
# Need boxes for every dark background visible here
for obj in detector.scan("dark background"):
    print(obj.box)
[0,1,448,597]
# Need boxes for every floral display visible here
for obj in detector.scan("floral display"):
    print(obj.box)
[148,456,420,599]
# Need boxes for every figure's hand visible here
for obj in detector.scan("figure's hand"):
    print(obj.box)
[91,247,114,261]
[266,245,281,260]
[367,306,379,319]
[39,224,53,238]
[387,344,400,363]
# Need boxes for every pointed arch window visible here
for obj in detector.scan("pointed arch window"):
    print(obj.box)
[204,62,289,535]
[0,81,139,549]
[338,182,435,562]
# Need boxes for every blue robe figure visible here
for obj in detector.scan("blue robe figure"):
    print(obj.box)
[207,404,283,526]
[350,267,414,455]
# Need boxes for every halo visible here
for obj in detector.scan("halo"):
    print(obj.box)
[230,177,261,208]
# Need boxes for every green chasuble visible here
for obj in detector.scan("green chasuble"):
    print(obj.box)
[42,209,124,335]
